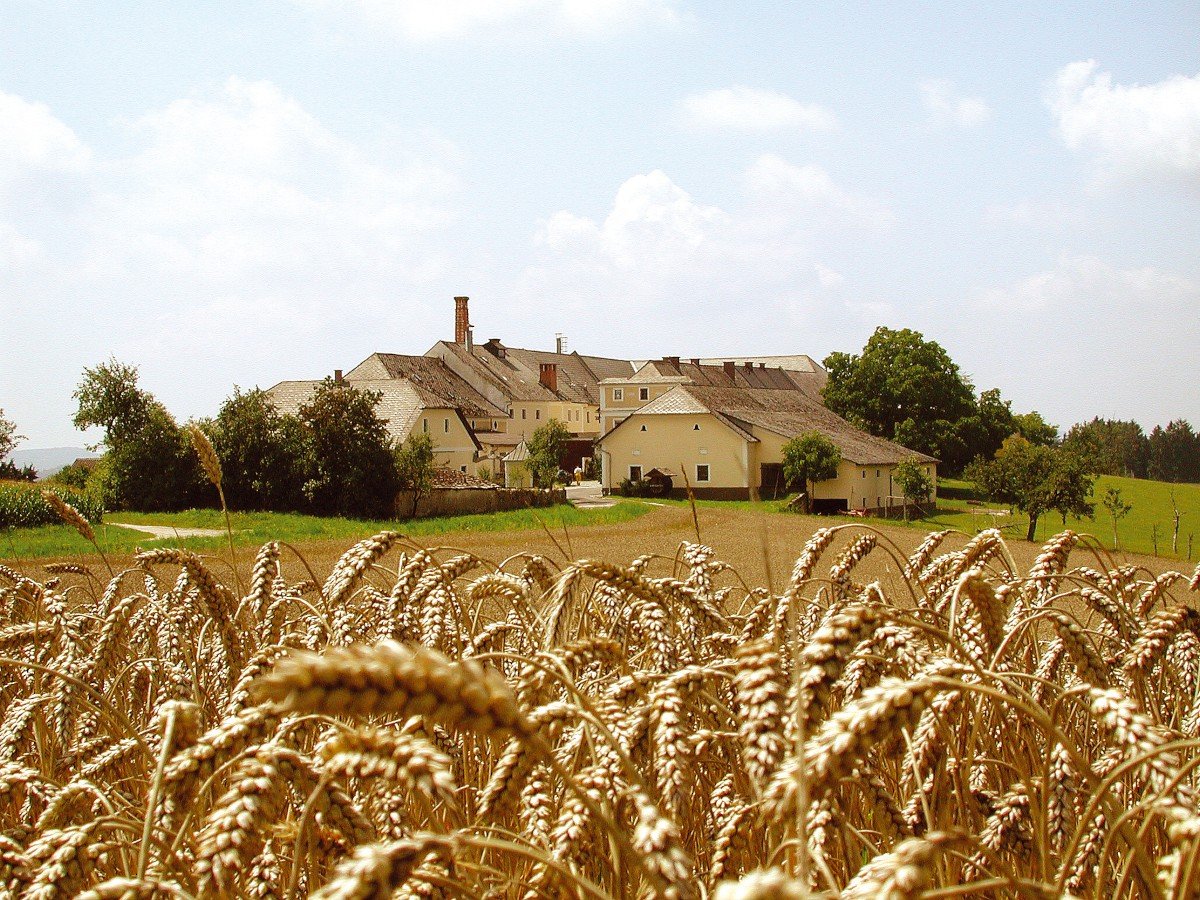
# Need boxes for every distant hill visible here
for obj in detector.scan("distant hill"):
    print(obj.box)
[10,447,100,479]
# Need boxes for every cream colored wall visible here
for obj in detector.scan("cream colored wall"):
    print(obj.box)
[509,403,598,437]
[415,407,478,473]
[749,427,938,507]
[599,382,678,433]
[598,413,749,491]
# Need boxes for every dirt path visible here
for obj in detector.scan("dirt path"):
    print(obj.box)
[107,522,227,539]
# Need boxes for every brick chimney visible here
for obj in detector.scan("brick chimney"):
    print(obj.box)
[690,358,701,366]
[744,361,754,369]
[484,338,506,359]
[663,356,680,370]
[334,369,343,383]
[723,361,735,379]
[539,362,558,392]
[454,296,470,344]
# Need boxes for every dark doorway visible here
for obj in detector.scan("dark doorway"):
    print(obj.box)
[760,463,785,500]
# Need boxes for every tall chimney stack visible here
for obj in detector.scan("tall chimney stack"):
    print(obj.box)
[454,296,470,345]
[539,363,558,393]
[723,361,735,379]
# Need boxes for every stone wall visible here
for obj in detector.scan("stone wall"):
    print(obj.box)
[395,487,567,519]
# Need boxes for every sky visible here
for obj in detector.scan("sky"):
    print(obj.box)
[1,0,1198,449]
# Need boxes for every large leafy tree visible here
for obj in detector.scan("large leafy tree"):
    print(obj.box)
[965,435,1094,541]
[823,327,975,463]
[209,387,307,511]
[72,360,204,511]
[298,378,400,518]
[527,419,571,488]
[782,432,842,512]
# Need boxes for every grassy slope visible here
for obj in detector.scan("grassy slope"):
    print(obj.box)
[1,502,650,561]
[870,475,1200,560]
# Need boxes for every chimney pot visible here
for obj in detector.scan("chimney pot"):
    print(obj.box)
[454,296,470,345]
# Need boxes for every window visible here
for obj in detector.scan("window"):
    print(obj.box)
[629,465,642,480]
[861,470,866,478]
[422,418,428,433]
[521,409,527,420]
[613,388,624,401]
[876,469,880,477]
[696,464,710,482]
[639,387,649,401]
[461,465,467,473]
[492,420,497,430]
[587,411,591,423]
[444,418,449,433]
[693,424,700,431]
[535,410,541,420]
[640,424,647,432]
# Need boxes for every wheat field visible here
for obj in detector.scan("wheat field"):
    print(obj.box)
[3,520,1200,898]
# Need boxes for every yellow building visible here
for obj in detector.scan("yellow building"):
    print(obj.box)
[599,356,827,434]
[597,384,936,510]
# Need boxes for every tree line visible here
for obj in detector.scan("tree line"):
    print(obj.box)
[26,359,572,521]
[821,326,1198,538]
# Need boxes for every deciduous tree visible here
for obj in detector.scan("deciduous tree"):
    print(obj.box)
[395,431,436,517]
[527,419,571,488]
[893,457,934,521]
[965,435,1094,541]
[210,387,306,511]
[823,327,975,460]
[298,378,400,519]
[72,360,204,511]
[782,432,842,513]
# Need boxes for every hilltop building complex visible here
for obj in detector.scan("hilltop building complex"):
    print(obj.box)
[268,296,935,511]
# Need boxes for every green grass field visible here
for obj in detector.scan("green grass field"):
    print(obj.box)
[868,475,1200,560]
[0,501,651,561]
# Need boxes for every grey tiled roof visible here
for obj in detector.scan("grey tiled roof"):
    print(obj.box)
[348,354,507,418]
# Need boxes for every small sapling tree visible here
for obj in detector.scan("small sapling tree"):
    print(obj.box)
[1101,486,1132,551]
[782,432,841,513]
[395,432,436,518]
[893,457,934,522]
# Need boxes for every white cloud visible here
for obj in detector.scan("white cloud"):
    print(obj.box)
[0,81,465,446]
[87,77,458,284]
[682,86,837,133]
[814,263,844,288]
[1049,60,1200,181]
[919,80,991,126]
[742,154,894,228]
[0,90,91,183]
[296,0,678,40]
[966,255,1200,428]
[518,159,891,352]
[980,254,1196,310]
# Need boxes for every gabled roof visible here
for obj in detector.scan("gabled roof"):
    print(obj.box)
[603,358,824,393]
[430,340,635,406]
[265,379,482,450]
[603,384,936,466]
[345,354,506,419]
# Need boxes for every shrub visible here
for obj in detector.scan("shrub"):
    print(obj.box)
[0,481,103,528]
[618,477,654,497]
